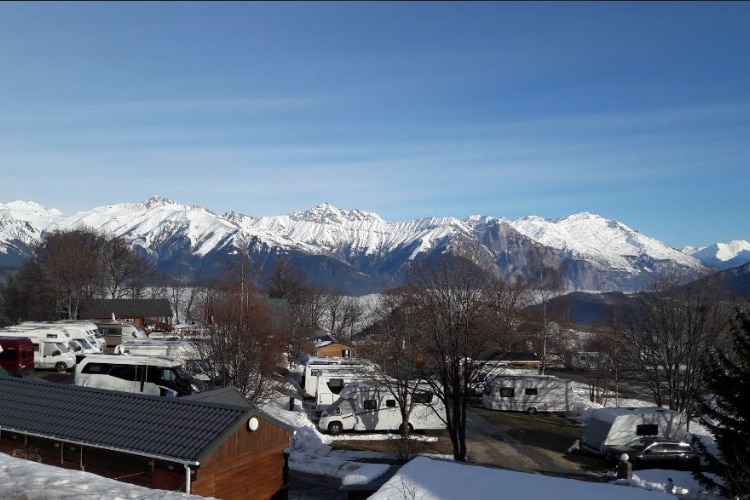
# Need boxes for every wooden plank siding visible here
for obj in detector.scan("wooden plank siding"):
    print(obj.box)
[192,418,290,499]
[0,413,292,499]
[194,452,284,500]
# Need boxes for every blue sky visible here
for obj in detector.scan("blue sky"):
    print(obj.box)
[1,2,748,249]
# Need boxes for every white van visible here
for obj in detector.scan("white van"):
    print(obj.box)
[74,353,202,397]
[318,381,447,435]
[0,330,77,371]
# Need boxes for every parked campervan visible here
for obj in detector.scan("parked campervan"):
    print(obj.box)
[113,339,214,382]
[74,353,202,396]
[579,406,689,456]
[300,357,373,400]
[304,367,372,412]
[482,374,573,414]
[95,321,149,353]
[19,322,101,357]
[0,328,77,371]
[57,320,105,348]
[318,381,447,435]
[0,336,35,376]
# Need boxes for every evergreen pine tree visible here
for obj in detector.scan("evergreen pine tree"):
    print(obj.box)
[694,305,750,498]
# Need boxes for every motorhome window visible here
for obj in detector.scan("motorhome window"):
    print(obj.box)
[525,388,538,396]
[636,424,658,436]
[386,399,396,408]
[328,378,345,394]
[499,388,515,398]
[363,399,378,410]
[311,369,320,376]
[81,363,110,374]
[412,392,433,404]
[33,344,40,353]
[109,364,137,380]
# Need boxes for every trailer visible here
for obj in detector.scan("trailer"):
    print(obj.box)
[481,374,573,414]
[318,381,446,435]
[579,406,689,455]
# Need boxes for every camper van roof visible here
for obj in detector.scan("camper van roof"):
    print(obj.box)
[79,353,180,366]
[592,406,676,423]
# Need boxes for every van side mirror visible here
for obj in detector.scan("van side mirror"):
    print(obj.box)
[52,350,61,357]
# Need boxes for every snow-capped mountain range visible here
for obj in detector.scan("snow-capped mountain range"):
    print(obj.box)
[0,196,746,295]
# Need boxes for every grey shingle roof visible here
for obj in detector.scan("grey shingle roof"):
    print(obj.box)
[78,299,173,319]
[0,377,258,464]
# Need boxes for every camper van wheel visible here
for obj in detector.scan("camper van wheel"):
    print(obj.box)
[527,407,538,415]
[328,422,343,435]
[55,362,67,372]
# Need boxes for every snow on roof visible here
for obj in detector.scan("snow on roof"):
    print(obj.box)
[369,456,673,500]
[592,406,681,423]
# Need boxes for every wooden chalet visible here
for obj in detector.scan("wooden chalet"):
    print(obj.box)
[0,378,294,499]
[78,299,173,329]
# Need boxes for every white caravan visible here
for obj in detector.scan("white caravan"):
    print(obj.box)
[74,353,202,397]
[0,329,77,371]
[318,381,447,435]
[579,406,689,455]
[482,374,573,414]
[304,367,373,412]
[300,357,374,400]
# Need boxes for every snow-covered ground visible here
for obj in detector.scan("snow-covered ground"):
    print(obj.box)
[0,375,725,499]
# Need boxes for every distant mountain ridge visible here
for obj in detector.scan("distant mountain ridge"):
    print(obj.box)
[0,196,744,295]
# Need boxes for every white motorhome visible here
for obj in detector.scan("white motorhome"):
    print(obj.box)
[20,322,101,355]
[74,353,202,397]
[300,357,373,400]
[318,381,447,435]
[305,367,371,412]
[55,320,105,349]
[0,329,77,371]
[482,374,573,414]
[579,406,689,456]
[95,321,149,353]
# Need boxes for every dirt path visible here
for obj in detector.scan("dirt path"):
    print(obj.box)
[465,408,605,478]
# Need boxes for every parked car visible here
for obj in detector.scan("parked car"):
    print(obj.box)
[603,437,700,470]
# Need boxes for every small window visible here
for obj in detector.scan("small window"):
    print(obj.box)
[525,388,538,396]
[636,424,658,436]
[108,364,136,381]
[363,399,378,410]
[412,392,434,404]
[311,369,320,376]
[327,378,345,394]
[500,388,515,398]
[386,399,397,408]
[81,363,110,374]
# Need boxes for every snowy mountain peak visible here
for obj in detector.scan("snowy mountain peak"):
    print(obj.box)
[290,203,383,224]
[684,240,750,270]
[143,195,179,208]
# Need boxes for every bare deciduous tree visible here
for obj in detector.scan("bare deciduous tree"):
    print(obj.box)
[401,257,502,461]
[190,254,282,404]
[617,273,733,414]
